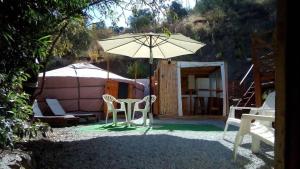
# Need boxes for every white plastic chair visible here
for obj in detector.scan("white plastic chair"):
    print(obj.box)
[132,95,157,126]
[102,94,127,125]
[233,113,275,161]
[223,91,275,139]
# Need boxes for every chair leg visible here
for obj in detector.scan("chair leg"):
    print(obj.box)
[251,136,261,153]
[223,121,229,139]
[233,133,244,161]
[142,111,147,126]
[113,111,117,125]
[132,111,135,120]
[149,112,153,126]
[124,111,128,123]
[106,111,109,124]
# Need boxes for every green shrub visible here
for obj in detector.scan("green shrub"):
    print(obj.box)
[0,71,50,149]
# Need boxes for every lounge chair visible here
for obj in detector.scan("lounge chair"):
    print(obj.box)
[233,113,275,161]
[45,99,97,122]
[223,91,275,139]
[132,95,157,126]
[33,100,79,127]
[102,94,127,125]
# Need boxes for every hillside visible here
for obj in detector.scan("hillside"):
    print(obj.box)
[166,0,276,80]
[93,0,276,81]
[46,0,276,81]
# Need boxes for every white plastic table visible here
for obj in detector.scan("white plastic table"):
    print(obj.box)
[118,99,141,126]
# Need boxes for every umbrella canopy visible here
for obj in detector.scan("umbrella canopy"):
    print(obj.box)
[98,32,205,123]
[98,32,205,63]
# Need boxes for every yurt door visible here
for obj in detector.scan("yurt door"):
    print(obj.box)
[104,79,119,118]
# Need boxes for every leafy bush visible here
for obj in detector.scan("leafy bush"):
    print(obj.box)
[0,71,50,149]
[127,61,148,79]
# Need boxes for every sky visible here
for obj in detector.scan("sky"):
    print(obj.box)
[88,0,196,28]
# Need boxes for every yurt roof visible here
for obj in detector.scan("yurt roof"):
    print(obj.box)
[39,62,142,85]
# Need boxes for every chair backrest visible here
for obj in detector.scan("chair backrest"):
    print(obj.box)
[260,91,275,116]
[46,99,66,116]
[33,100,43,116]
[143,95,157,111]
[102,94,117,111]
[102,94,117,102]
[254,91,275,127]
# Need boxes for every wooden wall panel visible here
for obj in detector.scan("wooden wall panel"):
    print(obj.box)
[158,60,178,116]
[103,79,119,118]
[128,83,134,99]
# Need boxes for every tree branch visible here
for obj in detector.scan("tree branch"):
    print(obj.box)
[32,22,70,100]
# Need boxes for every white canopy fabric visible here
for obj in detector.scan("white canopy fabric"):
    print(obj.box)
[98,33,205,60]
[39,62,141,84]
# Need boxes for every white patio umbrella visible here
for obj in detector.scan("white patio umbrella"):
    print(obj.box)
[98,32,205,123]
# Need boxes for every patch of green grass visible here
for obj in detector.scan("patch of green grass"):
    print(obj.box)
[78,123,141,132]
[152,123,222,132]
[78,123,222,132]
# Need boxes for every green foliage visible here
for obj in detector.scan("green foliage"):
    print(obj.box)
[167,1,188,24]
[0,71,51,148]
[194,0,225,14]
[0,0,90,74]
[129,8,156,32]
[162,27,172,37]
[0,0,90,149]
[92,21,107,30]
[53,18,92,59]
[191,0,276,60]
[127,61,148,79]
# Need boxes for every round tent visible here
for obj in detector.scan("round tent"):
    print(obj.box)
[35,62,144,116]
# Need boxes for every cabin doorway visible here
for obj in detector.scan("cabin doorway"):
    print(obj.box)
[180,66,223,116]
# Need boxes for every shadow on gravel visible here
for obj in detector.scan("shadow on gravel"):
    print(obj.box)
[22,134,272,169]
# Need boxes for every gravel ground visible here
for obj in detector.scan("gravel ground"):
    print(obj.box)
[25,119,274,169]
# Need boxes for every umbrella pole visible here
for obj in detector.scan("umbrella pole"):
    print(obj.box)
[149,62,153,125]
[149,63,152,96]
[149,35,153,125]
[107,55,110,80]
[134,61,137,98]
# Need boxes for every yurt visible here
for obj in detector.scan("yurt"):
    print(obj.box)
[35,63,144,118]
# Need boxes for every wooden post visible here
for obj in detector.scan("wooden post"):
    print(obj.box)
[189,89,193,115]
[107,54,110,80]
[275,0,286,168]
[134,61,137,98]
[252,35,263,107]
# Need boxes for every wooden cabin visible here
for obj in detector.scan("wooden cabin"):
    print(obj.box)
[153,60,228,118]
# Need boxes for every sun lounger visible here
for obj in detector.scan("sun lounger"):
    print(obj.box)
[45,99,97,122]
[33,100,79,127]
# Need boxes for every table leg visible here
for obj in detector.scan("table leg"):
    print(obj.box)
[127,103,132,126]
[113,111,116,125]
